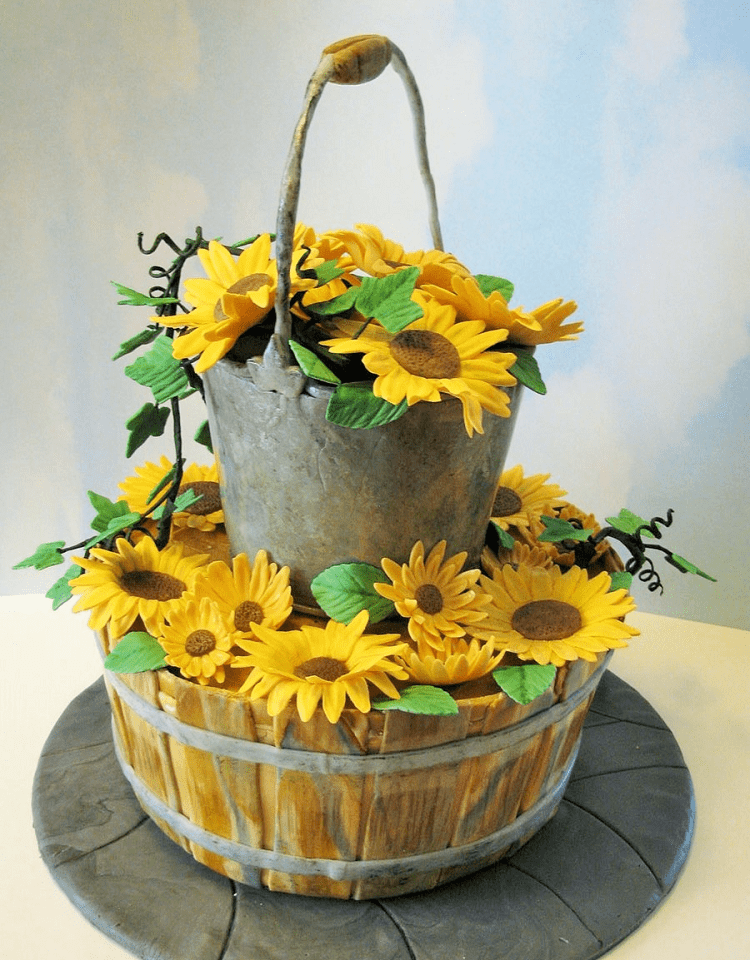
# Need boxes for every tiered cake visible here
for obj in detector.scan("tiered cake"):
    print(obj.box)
[18,36,709,900]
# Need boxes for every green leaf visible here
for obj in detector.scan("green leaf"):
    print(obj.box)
[125,402,170,458]
[88,490,133,534]
[306,286,359,316]
[474,274,514,302]
[491,522,516,551]
[326,383,408,429]
[88,512,142,546]
[669,554,717,582]
[538,516,594,543]
[112,325,162,360]
[13,541,66,571]
[152,488,203,520]
[608,571,633,592]
[492,664,557,704]
[104,632,167,673]
[310,562,395,624]
[125,336,194,404]
[374,685,459,716]
[311,259,346,285]
[194,420,213,453]
[111,281,179,308]
[510,353,546,395]
[605,508,654,537]
[45,564,83,609]
[289,339,341,385]
[354,267,423,333]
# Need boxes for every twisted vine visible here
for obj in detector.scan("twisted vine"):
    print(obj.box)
[561,510,678,594]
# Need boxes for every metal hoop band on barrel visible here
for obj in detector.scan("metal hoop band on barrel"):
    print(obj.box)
[112,733,576,881]
[105,652,610,776]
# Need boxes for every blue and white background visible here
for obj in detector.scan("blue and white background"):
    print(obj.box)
[3,0,748,628]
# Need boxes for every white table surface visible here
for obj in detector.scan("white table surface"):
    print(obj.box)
[3,594,748,960]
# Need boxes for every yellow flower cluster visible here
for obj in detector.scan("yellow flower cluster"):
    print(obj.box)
[69,467,637,721]
[71,538,293,687]
[155,223,581,437]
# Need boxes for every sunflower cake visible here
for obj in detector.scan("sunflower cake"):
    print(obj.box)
[17,35,714,899]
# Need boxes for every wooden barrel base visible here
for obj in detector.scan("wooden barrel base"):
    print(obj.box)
[32,671,694,960]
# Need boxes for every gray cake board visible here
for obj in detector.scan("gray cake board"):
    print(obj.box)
[33,670,694,960]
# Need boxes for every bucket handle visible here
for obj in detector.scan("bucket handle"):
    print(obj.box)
[266,35,444,369]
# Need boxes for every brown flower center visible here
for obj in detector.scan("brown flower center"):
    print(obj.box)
[185,629,217,657]
[511,600,582,641]
[120,570,186,601]
[234,600,264,632]
[295,657,348,682]
[492,486,523,517]
[415,583,444,615]
[389,329,461,379]
[214,273,272,319]
[178,480,222,516]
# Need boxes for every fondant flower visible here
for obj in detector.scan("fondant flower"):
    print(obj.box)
[423,275,582,344]
[325,223,471,289]
[157,595,236,685]
[191,549,292,636]
[510,297,583,346]
[490,465,568,531]
[523,503,609,568]
[291,223,360,316]
[161,235,279,372]
[118,456,224,532]
[472,564,639,666]
[481,541,555,579]
[69,536,208,638]
[233,610,408,723]
[321,293,517,436]
[375,540,490,649]
[399,634,504,686]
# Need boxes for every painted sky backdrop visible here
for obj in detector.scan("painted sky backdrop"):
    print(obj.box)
[3,0,748,628]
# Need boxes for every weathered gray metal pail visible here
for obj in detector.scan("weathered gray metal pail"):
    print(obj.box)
[202,35,525,610]
[204,363,525,610]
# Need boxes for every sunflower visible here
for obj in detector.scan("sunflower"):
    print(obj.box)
[510,298,584,346]
[472,564,639,667]
[490,465,568,531]
[375,540,490,649]
[325,223,471,290]
[321,292,517,436]
[158,235,279,372]
[118,456,224,532]
[157,595,236,685]
[291,223,360,316]
[399,634,505,686]
[233,610,408,723]
[191,549,292,636]
[524,503,610,568]
[421,274,537,336]
[423,275,581,345]
[481,541,555,579]
[70,536,208,638]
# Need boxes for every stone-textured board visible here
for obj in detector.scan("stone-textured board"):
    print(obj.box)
[33,671,694,960]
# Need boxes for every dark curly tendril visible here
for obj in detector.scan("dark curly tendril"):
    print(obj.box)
[132,229,214,547]
[587,509,677,594]
[137,228,205,317]
[130,229,268,548]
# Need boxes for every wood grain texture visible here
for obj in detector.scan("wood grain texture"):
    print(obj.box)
[33,670,694,960]
[98,652,606,897]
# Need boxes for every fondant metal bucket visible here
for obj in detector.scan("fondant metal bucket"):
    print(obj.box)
[197,34,528,609]
[203,359,525,610]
